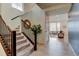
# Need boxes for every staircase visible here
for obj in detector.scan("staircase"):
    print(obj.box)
[0,16,34,56]
[15,27,34,56]
[2,27,34,56]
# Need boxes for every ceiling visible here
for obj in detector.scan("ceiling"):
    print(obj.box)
[37,3,70,9]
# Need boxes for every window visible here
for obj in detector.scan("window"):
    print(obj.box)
[57,22,60,31]
[12,3,23,11]
[49,23,56,31]
[49,22,60,32]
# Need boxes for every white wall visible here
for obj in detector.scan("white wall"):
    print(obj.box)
[1,3,24,30]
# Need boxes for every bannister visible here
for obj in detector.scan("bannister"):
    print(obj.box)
[21,20,37,51]
[21,20,34,44]
[21,19,38,51]
[22,32,34,45]
[0,16,16,56]
[11,31,16,56]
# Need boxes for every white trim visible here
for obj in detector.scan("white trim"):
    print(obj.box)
[69,43,77,56]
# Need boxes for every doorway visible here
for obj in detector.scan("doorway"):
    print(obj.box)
[49,22,61,38]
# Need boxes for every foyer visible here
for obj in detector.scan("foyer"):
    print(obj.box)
[0,3,79,56]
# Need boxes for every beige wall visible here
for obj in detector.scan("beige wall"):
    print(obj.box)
[22,4,45,44]
[0,3,45,44]
[1,3,24,30]
[33,5,45,44]
[0,3,36,31]
[24,3,34,12]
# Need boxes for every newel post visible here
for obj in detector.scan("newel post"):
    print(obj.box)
[11,31,16,56]
[34,31,37,51]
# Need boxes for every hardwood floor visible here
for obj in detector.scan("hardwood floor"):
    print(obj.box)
[30,36,75,56]
[47,37,75,56]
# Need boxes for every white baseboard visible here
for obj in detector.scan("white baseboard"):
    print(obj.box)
[69,43,77,56]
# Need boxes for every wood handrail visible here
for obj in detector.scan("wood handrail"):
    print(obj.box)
[22,32,34,45]
[22,19,38,51]
[21,20,34,45]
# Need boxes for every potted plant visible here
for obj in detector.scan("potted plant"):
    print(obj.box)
[30,24,42,51]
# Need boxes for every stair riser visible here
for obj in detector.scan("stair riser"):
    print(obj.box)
[2,33,21,38]
[23,47,34,56]
[6,39,27,45]
[16,40,27,45]
[16,36,24,40]
[16,33,21,36]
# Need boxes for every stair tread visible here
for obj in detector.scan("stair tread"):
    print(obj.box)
[16,35,22,37]
[16,36,24,40]
[22,47,34,56]
[16,39,27,45]
[16,41,30,50]
[16,33,21,35]
[16,35,24,38]
[16,38,26,42]
[16,43,30,53]
[16,32,34,56]
[17,44,33,56]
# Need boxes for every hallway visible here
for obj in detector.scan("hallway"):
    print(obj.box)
[31,36,75,56]
[47,36,75,56]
